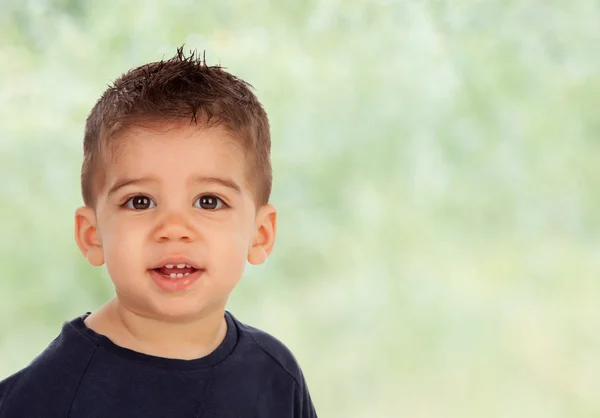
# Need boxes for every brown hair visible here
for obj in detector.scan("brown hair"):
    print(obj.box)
[81,47,271,208]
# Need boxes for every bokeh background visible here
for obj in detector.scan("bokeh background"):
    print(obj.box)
[2,1,600,416]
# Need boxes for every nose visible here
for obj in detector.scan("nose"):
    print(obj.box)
[153,211,196,243]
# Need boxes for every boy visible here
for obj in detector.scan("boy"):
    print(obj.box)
[0,47,317,418]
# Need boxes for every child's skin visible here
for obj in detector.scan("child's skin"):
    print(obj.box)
[74,121,277,360]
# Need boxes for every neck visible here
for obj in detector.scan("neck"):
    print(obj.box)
[86,298,228,360]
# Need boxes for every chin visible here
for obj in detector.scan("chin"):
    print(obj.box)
[147,296,224,323]
[149,301,207,322]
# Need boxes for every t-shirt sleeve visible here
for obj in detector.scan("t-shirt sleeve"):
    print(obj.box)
[295,370,318,418]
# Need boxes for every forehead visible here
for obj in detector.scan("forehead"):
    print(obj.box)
[105,123,246,180]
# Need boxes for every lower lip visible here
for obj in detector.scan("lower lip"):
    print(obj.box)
[149,269,203,293]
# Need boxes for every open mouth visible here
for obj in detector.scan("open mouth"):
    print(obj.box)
[152,263,201,279]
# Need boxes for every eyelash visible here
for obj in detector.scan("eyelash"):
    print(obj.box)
[119,194,229,211]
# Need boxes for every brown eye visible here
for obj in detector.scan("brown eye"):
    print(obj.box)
[125,195,155,210]
[194,195,224,210]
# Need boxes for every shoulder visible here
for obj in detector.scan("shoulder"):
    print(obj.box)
[228,312,304,386]
[0,369,24,411]
[227,313,318,417]
[0,316,98,417]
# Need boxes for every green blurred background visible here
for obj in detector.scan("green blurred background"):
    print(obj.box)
[1,0,600,416]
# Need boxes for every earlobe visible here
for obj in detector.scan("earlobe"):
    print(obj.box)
[247,204,277,266]
[74,206,105,267]
[247,247,268,266]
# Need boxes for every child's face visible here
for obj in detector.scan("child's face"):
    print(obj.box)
[75,123,276,320]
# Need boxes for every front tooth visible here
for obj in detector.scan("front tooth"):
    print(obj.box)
[176,263,186,268]
[165,264,174,269]
[169,273,177,279]
[176,273,184,278]
[185,264,191,268]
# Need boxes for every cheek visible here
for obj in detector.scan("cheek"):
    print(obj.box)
[100,219,145,272]
[212,226,252,273]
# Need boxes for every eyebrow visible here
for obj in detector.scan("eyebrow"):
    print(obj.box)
[107,176,159,199]
[191,176,242,194]
[106,175,242,198]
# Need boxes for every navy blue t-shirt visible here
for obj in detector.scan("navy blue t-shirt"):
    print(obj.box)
[0,311,317,417]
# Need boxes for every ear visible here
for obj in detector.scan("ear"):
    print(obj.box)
[74,206,105,267]
[247,204,277,265]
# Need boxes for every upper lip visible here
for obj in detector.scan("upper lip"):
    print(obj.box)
[151,257,202,270]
